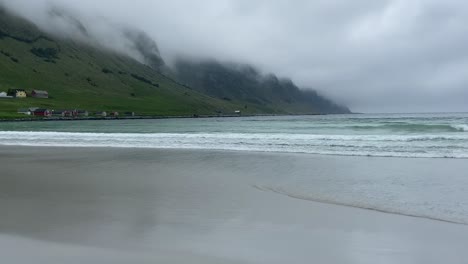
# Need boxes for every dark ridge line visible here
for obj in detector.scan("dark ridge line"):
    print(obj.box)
[0,29,53,44]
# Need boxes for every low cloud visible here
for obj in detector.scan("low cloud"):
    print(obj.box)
[2,0,468,112]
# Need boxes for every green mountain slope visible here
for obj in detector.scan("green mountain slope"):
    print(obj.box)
[0,7,350,118]
[0,9,246,117]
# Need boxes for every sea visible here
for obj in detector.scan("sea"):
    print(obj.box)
[0,112,467,158]
[1,113,468,263]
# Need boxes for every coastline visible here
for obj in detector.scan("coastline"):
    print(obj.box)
[1,146,468,263]
[0,112,338,123]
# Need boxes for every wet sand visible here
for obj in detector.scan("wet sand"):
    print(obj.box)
[1,146,468,264]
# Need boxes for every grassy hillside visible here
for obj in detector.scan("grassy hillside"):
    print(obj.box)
[0,9,247,118]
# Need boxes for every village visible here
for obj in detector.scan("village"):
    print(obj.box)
[0,88,132,118]
[1,88,245,120]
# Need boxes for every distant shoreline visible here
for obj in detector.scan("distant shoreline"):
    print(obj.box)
[0,113,335,123]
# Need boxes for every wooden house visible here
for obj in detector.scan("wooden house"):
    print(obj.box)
[17,108,31,115]
[52,110,72,117]
[7,89,27,98]
[95,111,107,117]
[0,92,12,98]
[75,110,89,117]
[32,109,51,117]
[31,90,49,98]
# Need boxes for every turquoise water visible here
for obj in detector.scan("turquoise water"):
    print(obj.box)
[0,113,467,158]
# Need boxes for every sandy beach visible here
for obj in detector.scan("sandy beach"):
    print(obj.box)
[1,146,468,264]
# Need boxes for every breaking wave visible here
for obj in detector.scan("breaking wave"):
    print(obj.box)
[346,123,468,133]
[0,131,467,158]
[451,124,468,132]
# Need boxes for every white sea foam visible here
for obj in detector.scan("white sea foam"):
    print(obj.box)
[451,124,468,132]
[1,131,467,158]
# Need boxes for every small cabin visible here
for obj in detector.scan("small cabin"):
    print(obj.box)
[95,111,107,117]
[52,110,64,117]
[0,92,12,99]
[17,108,31,115]
[7,89,27,98]
[52,110,72,117]
[31,90,49,98]
[109,112,119,117]
[32,109,51,117]
[124,112,135,117]
[75,110,89,117]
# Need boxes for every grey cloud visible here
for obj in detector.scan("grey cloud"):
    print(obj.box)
[1,0,467,112]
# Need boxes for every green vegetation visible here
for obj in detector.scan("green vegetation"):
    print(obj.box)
[0,10,247,119]
[0,110,30,119]
[30,47,59,62]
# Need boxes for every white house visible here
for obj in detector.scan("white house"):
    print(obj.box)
[17,108,31,115]
[0,92,13,98]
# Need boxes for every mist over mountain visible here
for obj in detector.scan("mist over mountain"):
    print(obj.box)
[174,60,349,114]
[0,3,349,115]
[123,29,166,71]
[48,7,89,37]
[0,6,240,116]
[21,6,167,71]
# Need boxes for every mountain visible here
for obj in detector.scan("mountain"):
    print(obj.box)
[0,6,350,118]
[174,60,350,114]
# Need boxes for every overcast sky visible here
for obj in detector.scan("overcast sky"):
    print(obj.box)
[2,0,468,113]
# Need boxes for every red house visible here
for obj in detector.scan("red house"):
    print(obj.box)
[33,109,51,117]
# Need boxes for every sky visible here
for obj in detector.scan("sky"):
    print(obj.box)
[2,0,468,113]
